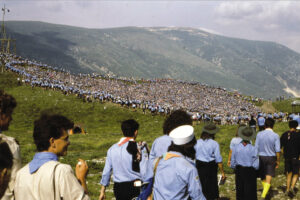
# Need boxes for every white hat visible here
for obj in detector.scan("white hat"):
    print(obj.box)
[169,125,194,145]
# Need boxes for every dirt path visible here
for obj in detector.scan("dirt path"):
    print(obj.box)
[261,101,276,113]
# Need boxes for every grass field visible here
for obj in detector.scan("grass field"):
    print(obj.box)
[0,70,299,200]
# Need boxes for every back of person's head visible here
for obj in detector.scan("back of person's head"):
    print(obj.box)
[265,118,275,129]
[236,124,246,137]
[0,139,13,198]
[0,90,17,116]
[121,119,139,137]
[168,125,196,159]
[163,110,192,135]
[289,120,298,129]
[33,114,74,152]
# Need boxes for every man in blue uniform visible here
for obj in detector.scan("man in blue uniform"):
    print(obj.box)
[255,118,280,199]
[99,119,146,200]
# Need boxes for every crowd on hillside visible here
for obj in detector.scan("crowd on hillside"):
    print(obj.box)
[1,87,300,200]
[1,53,265,123]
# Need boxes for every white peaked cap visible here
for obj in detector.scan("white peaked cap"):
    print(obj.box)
[169,125,194,145]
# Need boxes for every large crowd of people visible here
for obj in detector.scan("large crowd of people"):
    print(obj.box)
[1,52,264,123]
[1,52,300,200]
[1,87,300,200]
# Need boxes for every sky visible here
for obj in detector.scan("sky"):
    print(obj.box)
[3,0,300,53]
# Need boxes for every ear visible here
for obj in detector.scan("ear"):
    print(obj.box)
[49,137,56,148]
[0,168,7,179]
[134,130,138,138]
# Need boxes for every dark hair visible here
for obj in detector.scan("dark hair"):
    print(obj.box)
[265,118,275,129]
[200,132,215,140]
[0,90,16,115]
[163,110,192,135]
[289,120,298,129]
[121,119,139,137]
[168,137,196,159]
[0,139,13,169]
[33,114,74,152]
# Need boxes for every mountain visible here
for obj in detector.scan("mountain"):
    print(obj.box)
[4,21,300,98]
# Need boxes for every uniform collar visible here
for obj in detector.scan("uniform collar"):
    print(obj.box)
[118,137,134,146]
[29,152,58,174]
[164,151,182,160]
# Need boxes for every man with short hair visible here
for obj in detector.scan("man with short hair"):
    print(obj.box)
[255,118,280,199]
[99,119,146,200]
[280,120,300,197]
[14,114,89,200]
[0,90,21,200]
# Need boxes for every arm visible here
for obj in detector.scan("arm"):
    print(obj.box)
[75,159,88,194]
[99,185,106,200]
[230,148,236,169]
[99,149,112,199]
[275,135,281,169]
[275,152,280,169]
[187,168,206,200]
[227,149,232,167]
[218,162,226,180]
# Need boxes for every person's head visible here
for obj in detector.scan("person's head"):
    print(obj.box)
[235,124,246,137]
[121,119,139,138]
[0,139,13,198]
[0,90,17,131]
[163,110,192,135]
[33,114,74,156]
[168,125,197,159]
[201,123,219,140]
[238,126,256,143]
[265,118,275,129]
[289,120,298,130]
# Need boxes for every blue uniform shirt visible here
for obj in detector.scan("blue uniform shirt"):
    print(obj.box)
[231,143,259,170]
[255,128,281,156]
[144,135,172,181]
[153,151,206,200]
[258,117,265,126]
[194,139,222,163]
[100,138,144,186]
[149,135,172,162]
[229,137,242,150]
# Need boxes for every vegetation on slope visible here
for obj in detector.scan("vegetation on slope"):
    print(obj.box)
[0,70,297,199]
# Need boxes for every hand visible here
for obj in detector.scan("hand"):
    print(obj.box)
[76,159,88,182]
[227,160,231,167]
[99,192,106,200]
[221,173,226,180]
[275,160,280,169]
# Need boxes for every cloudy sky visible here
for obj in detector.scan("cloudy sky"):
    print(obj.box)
[3,0,300,53]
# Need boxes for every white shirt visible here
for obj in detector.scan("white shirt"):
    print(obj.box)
[0,134,21,200]
[14,161,89,200]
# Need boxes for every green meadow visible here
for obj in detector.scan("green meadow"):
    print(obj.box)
[1,70,298,199]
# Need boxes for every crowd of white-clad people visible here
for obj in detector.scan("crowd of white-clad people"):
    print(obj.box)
[1,52,266,123]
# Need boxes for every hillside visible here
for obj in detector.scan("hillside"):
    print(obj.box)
[1,70,297,200]
[5,21,300,98]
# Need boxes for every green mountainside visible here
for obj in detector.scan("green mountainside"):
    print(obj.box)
[5,21,300,98]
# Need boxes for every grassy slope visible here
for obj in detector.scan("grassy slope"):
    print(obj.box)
[1,70,297,199]
[273,98,300,113]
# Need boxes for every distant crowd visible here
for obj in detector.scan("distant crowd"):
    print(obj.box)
[1,52,266,123]
[1,87,300,200]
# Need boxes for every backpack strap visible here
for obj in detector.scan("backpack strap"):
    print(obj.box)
[52,163,60,200]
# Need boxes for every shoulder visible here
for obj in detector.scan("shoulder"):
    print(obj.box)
[0,134,19,146]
